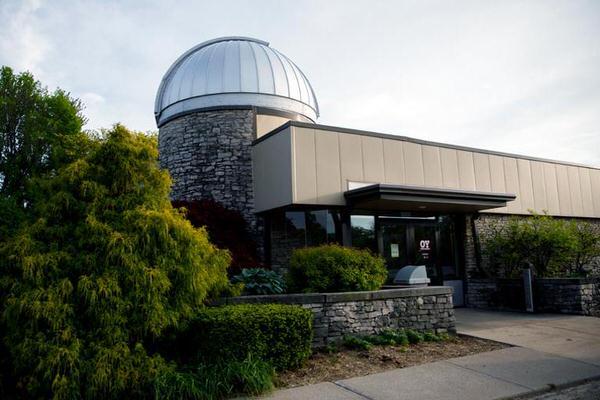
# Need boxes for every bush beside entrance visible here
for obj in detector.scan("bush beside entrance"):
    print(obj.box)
[286,244,387,293]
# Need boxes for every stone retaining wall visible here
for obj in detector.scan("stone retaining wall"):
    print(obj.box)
[535,278,600,317]
[216,287,455,347]
[466,277,600,316]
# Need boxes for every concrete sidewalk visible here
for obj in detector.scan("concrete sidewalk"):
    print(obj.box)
[263,347,600,400]
[261,310,600,400]
[455,308,600,367]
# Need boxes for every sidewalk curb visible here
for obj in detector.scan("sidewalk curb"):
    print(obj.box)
[497,374,600,400]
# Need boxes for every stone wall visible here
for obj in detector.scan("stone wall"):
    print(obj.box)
[216,287,455,347]
[535,278,600,317]
[466,277,600,316]
[466,278,525,311]
[158,109,263,254]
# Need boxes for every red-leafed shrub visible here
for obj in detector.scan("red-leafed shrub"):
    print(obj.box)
[172,199,260,274]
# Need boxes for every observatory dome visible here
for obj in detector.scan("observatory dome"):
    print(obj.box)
[154,36,319,126]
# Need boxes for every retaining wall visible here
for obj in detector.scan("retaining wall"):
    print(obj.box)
[215,287,455,347]
[466,277,600,316]
[535,278,599,317]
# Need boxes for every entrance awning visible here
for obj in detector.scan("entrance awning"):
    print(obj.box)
[344,184,516,213]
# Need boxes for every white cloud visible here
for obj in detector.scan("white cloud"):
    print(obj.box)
[0,0,49,74]
[0,0,598,166]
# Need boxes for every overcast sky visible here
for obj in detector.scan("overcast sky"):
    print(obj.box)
[1,0,599,165]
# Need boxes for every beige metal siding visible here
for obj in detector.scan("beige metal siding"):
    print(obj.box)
[362,136,386,183]
[517,159,535,211]
[555,164,573,215]
[440,148,460,189]
[255,114,290,137]
[422,145,443,187]
[256,125,600,218]
[568,166,584,216]
[542,163,560,215]
[340,133,364,185]
[473,153,492,192]
[293,127,318,204]
[315,131,342,204]
[457,151,476,190]
[403,142,425,185]
[251,127,294,212]
[383,139,405,184]
[591,169,600,215]
[530,161,548,211]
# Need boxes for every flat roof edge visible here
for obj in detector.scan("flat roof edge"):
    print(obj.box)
[254,120,599,171]
[345,183,517,202]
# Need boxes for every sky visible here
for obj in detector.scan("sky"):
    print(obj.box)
[1,0,599,166]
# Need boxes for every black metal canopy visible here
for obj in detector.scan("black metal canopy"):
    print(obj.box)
[344,184,516,213]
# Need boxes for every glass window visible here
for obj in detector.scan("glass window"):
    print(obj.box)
[350,215,376,252]
[306,210,342,246]
[285,211,306,244]
[438,216,459,280]
[327,211,342,244]
[307,210,327,246]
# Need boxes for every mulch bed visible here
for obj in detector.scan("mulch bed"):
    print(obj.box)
[276,335,510,388]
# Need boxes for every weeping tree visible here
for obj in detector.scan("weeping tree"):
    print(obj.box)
[0,125,231,399]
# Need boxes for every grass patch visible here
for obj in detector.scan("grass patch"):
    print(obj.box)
[154,354,275,400]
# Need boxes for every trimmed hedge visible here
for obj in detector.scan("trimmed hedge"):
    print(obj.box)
[182,304,313,371]
[287,244,387,293]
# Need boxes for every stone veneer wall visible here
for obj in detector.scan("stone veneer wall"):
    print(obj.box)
[466,278,525,311]
[466,277,600,316]
[158,109,263,252]
[535,278,600,317]
[216,287,455,348]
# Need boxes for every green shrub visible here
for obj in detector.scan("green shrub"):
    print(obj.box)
[287,244,387,293]
[482,212,600,278]
[182,304,313,371]
[231,268,286,295]
[423,331,442,342]
[406,329,424,344]
[342,335,373,351]
[153,354,274,400]
[378,329,409,346]
[342,329,450,351]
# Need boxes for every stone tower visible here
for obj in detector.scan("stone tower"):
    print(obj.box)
[155,37,319,252]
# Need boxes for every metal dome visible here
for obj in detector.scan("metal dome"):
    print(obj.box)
[155,36,319,126]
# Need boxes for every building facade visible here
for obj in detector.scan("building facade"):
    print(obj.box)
[156,37,600,306]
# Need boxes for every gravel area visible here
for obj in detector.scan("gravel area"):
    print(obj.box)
[276,334,510,388]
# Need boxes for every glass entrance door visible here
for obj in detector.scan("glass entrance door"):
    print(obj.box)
[376,216,460,287]
[380,221,409,280]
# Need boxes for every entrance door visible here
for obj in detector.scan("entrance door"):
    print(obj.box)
[376,215,464,305]
[380,221,409,281]
[379,218,439,283]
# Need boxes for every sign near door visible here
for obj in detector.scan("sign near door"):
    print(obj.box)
[419,239,431,260]
[390,243,399,258]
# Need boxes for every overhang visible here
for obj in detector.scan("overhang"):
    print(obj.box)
[344,184,516,213]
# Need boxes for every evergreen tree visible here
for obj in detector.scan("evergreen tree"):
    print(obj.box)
[0,125,231,399]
